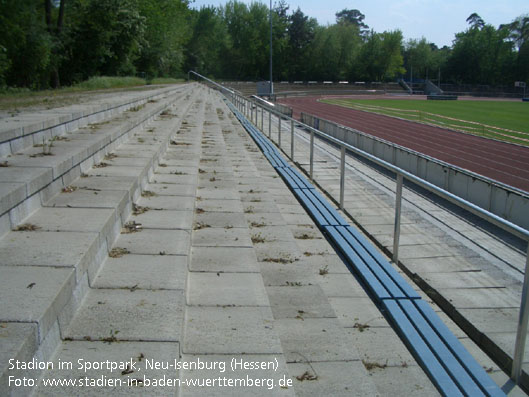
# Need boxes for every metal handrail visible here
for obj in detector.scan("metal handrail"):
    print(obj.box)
[300,111,529,200]
[190,71,529,384]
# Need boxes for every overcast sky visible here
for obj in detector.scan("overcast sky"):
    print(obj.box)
[189,0,528,47]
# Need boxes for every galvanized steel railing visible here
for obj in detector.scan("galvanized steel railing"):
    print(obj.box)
[189,71,529,385]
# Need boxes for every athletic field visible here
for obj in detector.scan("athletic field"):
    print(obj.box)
[321,97,529,146]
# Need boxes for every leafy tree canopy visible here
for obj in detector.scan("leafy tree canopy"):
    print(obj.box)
[0,2,527,88]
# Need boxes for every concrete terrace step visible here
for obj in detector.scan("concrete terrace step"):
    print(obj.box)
[4,87,369,396]
[1,85,480,396]
[0,85,196,238]
[0,84,205,396]
[216,97,439,396]
[30,86,206,396]
[0,85,184,156]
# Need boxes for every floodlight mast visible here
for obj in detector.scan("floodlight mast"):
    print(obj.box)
[269,0,274,98]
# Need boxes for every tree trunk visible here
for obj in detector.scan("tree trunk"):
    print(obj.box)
[57,0,66,33]
[44,0,52,32]
[52,69,60,88]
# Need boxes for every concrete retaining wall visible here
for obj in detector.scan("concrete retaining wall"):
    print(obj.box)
[274,102,293,117]
[301,112,529,230]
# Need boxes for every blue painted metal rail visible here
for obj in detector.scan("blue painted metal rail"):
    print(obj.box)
[226,99,505,397]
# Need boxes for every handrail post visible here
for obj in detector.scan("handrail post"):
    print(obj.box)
[393,174,403,263]
[278,115,282,149]
[512,245,529,384]
[340,145,346,209]
[261,105,264,131]
[268,110,271,138]
[291,119,294,160]
[310,129,314,180]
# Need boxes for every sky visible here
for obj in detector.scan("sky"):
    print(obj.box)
[189,0,528,48]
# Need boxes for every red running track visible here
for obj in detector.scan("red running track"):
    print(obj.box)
[279,96,529,193]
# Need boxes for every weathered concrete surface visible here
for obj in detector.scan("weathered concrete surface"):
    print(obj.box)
[262,105,528,393]
[176,94,441,396]
[4,84,520,396]
[36,341,180,396]
[63,288,184,342]
[0,84,200,396]
[93,254,187,290]
[0,322,38,396]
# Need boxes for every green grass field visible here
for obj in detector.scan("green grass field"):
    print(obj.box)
[321,98,529,146]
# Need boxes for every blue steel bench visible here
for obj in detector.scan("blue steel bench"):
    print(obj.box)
[276,167,312,189]
[264,151,289,169]
[293,188,349,227]
[325,225,420,300]
[383,299,504,396]
[226,99,504,397]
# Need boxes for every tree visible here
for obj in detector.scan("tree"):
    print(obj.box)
[310,23,360,80]
[0,45,9,86]
[404,38,433,80]
[335,8,369,38]
[501,14,529,83]
[466,13,485,29]
[0,0,52,88]
[0,1,524,89]
[501,15,529,50]
[448,18,516,85]
[270,0,290,81]
[43,0,67,87]
[354,30,404,81]
[379,30,405,80]
[60,0,146,84]
[219,1,270,79]
[136,0,191,78]
[310,26,339,80]
[287,8,317,80]
[185,6,228,78]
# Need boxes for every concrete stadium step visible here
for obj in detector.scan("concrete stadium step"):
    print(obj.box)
[0,85,196,238]
[3,85,470,396]
[184,92,436,396]
[30,86,205,396]
[0,85,183,157]
[29,89,390,396]
[180,93,295,396]
[0,85,205,396]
